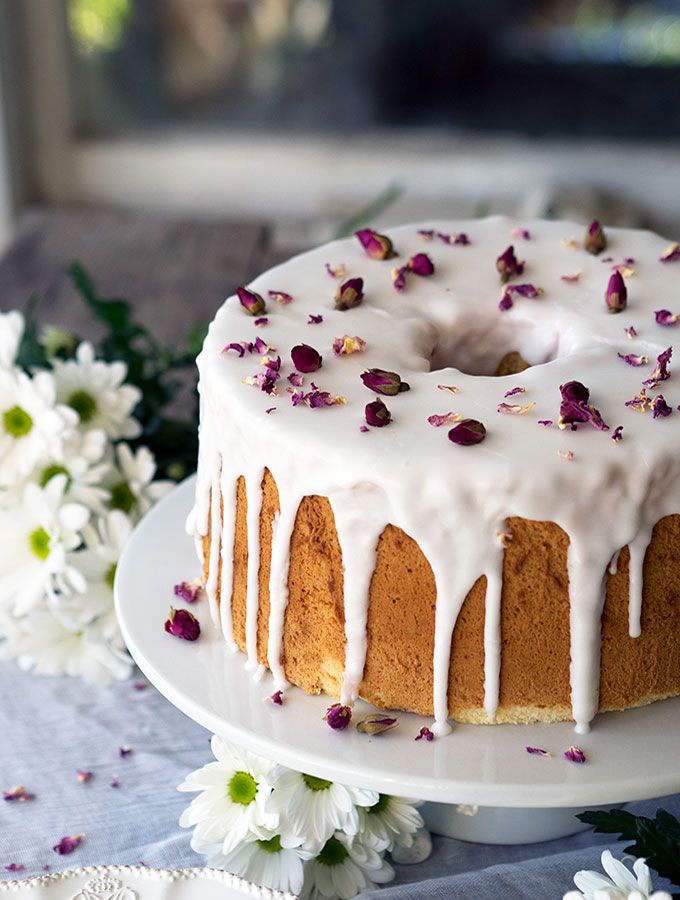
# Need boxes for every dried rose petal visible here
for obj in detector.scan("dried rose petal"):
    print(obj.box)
[417,229,434,241]
[538,419,553,426]
[448,418,486,446]
[563,237,579,250]
[558,381,608,431]
[132,681,147,691]
[335,277,364,311]
[5,864,24,873]
[356,714,399,735]
[223,342,248,358]
[652,395,672,418]
[415,726,434,742]
[3,785,34,802]
[510,283,543,299]
[496,245,524,283]
[355,228,397,260]
[53,833,85,855]
[612,263,635,278]
[561,381,590,404]
[625,388,651,413]
[110,775,120,788]
[361,368,410,395]
[526,747,552,757]
[655,309,678,326]
[365,399,392,427]
[497,401,535,415]
[288,372,304,387]
[558,449,575,461]
[267,690,284,705]
[332,335,366,356]
[438,231,470,246]
[504,386,526,398]
[391,265,408,293]
[617,352,649,367]
[643,346,673,388]
[254,317,268,327]
[268,290,293,305]
[660,242,680,263]
[164,607,200,641]
[291,387,346,409]
[605,271,627,313]
[585,220,607,255]
[561,270,582,283]
[76,770,93,783]
[359,425,369,433]
[564,745,587,764]
[427,411,461,427]
[408,252,435,277]
[308,314,323,325]
[236,286,266,316]
[265,407,276,414]
[511,227,531,240]
[119,746,133,758]
[625,325,637,339]
[611,425,623,442]
[498,291,513,312]
[325,262,346,279]
[437,384,459,394]
[324,703,352,730]
[173,578,203,604]
[291,343,322,373]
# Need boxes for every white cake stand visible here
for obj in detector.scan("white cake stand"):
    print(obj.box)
[115,477,680,845]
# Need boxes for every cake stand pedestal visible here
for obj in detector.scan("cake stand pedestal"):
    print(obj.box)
[115,477,680,846]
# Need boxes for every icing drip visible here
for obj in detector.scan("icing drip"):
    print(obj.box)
[205,465,223,626]
[187,216,680,733]
[330,486,388,706]
[219,463,238,650]
[244,468,265,674]
[266,488,301,689]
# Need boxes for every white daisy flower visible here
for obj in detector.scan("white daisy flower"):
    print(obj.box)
[357,795,424,852]
[566,850,670,900]
[0,606,133,684]
[0,368,76,487]
[178,736,280,855]
[267,770,379,853]
[106,443,172,519]
[191,833,313,894]
[52,341,142,439]
[37,428,111,513]
[0,475,89,616]
[301,832,394,900]
[0,311,24,368]
[54,509,133,634]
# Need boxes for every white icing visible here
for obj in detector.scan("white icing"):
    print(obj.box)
[188,216,680,732]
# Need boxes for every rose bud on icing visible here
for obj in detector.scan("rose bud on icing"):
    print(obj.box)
[360,368,410,395]
[408,252,435,277]
[496,245,524,283]
[355,228,397,260]
[585,219,607,255]
[324,703,352,730]
[605,271,627,313]
[448,418,486,446]
[560,380,590,404]
[335,277,364,311]
[236,286,266,316]
[365,398,392,427]
[164,607,200,641]
[291,343,322,373]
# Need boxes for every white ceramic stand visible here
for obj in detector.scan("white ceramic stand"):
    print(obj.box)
[115,478,680,846]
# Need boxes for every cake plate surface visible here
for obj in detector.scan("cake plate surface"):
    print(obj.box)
[115,477,680,845]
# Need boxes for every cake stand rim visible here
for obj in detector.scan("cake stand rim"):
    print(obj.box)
[115,475,680,809]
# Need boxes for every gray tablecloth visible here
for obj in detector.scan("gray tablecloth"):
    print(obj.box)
[0,661,677,898]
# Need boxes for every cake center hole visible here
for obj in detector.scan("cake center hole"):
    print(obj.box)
[429,312,561,377]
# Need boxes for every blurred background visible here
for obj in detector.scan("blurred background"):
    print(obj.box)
[2,0,680,256]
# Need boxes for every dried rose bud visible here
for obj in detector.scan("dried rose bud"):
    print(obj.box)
[291,343,322,373]
[356,714,399,735]
[324,703,352,730]
[560,381,590,404]
[164,607,200,641]
[360,368,410,396]
[173,579,203,604]
[585,219,607,255]
[415,726,434,742]
[655,309,678,326]
[408,253,435,277]
[563,745,586,764]
[496,245,524,283]
[365,399,392,427]
[448,418,486,446]
[236,286,266,316]
[335,277,364,311]
[605,271,627,313]
[355,228,397,260]
[53,833,85,855]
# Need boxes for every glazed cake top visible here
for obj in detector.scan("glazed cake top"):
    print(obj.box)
[192,216,680,733]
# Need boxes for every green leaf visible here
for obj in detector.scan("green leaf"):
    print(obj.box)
[576,808,639,841]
